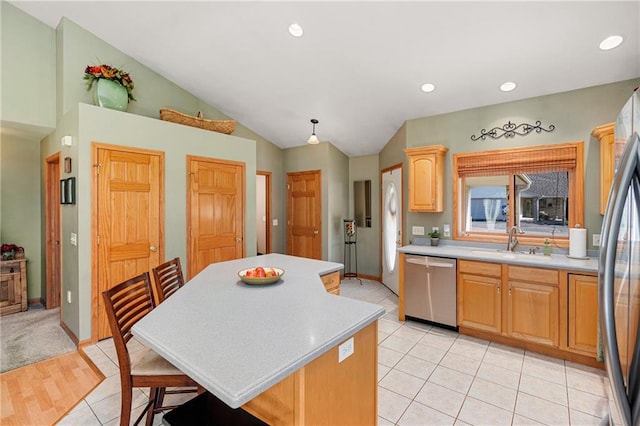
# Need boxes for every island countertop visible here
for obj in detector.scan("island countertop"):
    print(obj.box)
[132,253,385,409]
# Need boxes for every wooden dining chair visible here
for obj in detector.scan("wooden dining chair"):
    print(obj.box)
[151,257,185,304]
[102,272,199,426]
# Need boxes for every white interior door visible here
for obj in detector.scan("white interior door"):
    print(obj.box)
[382,166,402,295]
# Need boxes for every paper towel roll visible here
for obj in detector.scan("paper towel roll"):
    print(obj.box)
[569,227,587,258]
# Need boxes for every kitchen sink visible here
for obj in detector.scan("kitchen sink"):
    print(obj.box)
[467,249,553,262]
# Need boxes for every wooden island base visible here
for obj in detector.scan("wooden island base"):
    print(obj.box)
[242,321,378,425]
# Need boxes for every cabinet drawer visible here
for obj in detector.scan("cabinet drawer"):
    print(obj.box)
[321,272,340,293]
[508,266,558,285]
[459,260,501,277]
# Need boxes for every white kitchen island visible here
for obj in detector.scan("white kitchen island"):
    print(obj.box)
[133,253,385,425]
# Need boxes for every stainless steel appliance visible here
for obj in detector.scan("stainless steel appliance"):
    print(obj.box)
[599,88,640,426]
[404,255,457,329]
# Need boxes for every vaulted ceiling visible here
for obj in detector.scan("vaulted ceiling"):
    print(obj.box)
[11,1,640,156]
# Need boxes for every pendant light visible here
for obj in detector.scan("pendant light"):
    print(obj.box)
[307,119,319,144]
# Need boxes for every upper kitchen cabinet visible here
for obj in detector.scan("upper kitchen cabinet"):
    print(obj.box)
[404,145,448,212]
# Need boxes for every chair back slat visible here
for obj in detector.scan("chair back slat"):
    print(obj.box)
[102,272,156,374]
[152,258,185,304]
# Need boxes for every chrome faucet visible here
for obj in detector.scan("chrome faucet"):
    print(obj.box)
[507,226,524,252]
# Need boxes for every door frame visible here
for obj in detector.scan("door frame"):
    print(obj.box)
[257,171,272,255]
[45,152,61,309]
[380,163,404,286]
[91,142,166,343]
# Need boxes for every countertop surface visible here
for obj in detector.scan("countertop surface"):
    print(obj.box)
[399,244,599,273]
[132,253,385,408]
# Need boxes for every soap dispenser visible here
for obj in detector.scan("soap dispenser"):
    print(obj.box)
[543,239,551,256]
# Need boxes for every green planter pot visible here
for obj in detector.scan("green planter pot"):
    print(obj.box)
[94,79,128,111]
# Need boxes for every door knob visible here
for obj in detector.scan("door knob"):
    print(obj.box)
[236,237,242,242]
[150,245,158,253]
[314,230,319,234]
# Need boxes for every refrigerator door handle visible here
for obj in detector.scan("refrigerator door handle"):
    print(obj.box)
[600,132,640,426]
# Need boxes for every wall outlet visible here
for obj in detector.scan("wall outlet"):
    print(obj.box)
[432,226,439,233]
[338,337,354,363]
[272,219,278,226]
[593,234,601,247]
[67,290,72,304]
[443,224,451,237]
[412,226,425,235]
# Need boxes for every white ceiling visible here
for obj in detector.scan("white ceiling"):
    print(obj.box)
[10,1,640,157]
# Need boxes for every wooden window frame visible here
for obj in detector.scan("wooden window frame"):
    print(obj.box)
[453,142,584,249]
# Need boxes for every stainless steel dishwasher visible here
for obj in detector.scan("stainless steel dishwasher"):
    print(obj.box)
[404,254,457,330]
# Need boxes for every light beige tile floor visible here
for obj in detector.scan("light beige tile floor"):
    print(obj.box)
[57,278,609,425]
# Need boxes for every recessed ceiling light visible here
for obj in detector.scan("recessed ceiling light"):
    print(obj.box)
[500,81,517,92]
[599,35,623,50]
[420,83,436,93]
[288,23,304,38]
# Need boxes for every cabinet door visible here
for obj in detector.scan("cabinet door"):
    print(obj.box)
[405,145,447,212]
[507,281,559,347]
[409,154,437,211]
[0,274,16,308]
[568,274,598,355]
[458,273,501,333]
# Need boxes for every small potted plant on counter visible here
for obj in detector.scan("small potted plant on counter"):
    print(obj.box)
[428,229,440,246]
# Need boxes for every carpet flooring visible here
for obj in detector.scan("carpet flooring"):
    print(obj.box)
[0,307,77,373]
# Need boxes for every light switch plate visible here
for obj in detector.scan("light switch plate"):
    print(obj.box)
[443,224,451,237]
[272,219,278,226]
[338,337,354,363]
[70,232,77,246]
[593,234,601,247]
[412,226,425,235]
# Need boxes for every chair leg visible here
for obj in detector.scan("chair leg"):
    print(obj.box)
[120,386,133,426]
[145,387,159,426]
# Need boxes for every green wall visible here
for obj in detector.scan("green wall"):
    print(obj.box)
[283,142,350,263]
[0,132,42,300]
[1,2,56,131]
[349,155,380,278]
[41,103,257,340]
[402,78,640,249]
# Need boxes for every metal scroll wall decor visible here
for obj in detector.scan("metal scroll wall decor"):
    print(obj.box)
[471,120,555,141]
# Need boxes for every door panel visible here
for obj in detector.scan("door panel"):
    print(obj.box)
[382,165,402,294]
[188,157,245,278]
[95,146,164,340]
[286,170,321,260]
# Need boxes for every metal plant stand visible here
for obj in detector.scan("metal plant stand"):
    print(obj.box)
[344,219,362,284]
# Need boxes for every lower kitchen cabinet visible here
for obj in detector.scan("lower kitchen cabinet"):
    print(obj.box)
[458,260,502,333]
[320,271,340,295]
[567,273,598,356]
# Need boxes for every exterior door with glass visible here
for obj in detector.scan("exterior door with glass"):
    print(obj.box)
[382,165,403,295]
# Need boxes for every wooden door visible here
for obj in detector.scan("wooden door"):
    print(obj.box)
[45,153,61,309]
[507,281,559,347]
[286,170,321,260]
[94,145,164,340]
[568,274,598,355]
[187,156,245,279]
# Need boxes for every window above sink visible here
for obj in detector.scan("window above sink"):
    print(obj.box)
[453,142,584,249]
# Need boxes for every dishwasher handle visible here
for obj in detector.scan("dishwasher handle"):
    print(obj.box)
[406,257,454,268]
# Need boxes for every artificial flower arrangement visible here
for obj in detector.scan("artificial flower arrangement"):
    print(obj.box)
[83,64,136,102]
[1,243,22,260]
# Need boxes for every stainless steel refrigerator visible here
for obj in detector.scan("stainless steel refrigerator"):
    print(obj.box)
[599,88,640,426]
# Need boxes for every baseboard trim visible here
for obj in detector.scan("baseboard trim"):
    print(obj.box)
[28,297,45,306]
[59,321,79,348]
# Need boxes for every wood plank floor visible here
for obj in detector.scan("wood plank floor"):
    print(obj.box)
[0,350,104,425]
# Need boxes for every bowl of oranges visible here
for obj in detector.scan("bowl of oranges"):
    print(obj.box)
[238,266,284,285]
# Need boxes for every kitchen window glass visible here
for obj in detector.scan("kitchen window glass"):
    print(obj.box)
[453,142,584,248]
